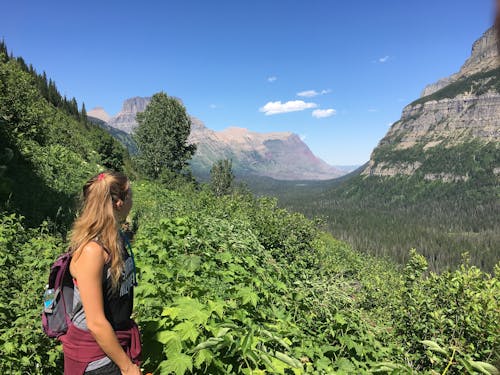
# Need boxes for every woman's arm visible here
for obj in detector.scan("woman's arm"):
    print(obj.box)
[73,242,141,374]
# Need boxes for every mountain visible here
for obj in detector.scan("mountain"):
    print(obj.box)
[99,97,344,180]
[107,96,152,134]
[254,27,500,272]
[86,115,138,154]
[87,106,111,123]
[363,27,499,182]
[187,119,342,180]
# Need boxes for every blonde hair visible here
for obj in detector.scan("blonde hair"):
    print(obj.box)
[69,170,130,293]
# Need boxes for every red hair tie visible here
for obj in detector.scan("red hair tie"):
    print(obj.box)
[97,173,106,181]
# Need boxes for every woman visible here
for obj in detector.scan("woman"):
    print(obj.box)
[60,171,142,375]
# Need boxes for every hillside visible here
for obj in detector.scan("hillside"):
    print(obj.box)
[2,180,499,374]
[0,42,130,229]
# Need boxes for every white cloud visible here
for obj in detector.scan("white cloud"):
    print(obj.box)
[312,109,336,118]
[259,100,317,115]
[378,56,390,63]
[297,90,319,97]
[209,104,217,109]
[368,108,378,112]
[299,134,307,141]
[297,89,331,97]
[267,76,277,82]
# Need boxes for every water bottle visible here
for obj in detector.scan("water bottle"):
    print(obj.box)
[43,284,55,309]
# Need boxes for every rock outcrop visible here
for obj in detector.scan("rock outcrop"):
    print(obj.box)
[363,27,500,181]
[421,27,498,97]
[107,97,152,134]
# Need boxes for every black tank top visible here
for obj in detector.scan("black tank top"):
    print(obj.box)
[100,239,135,330]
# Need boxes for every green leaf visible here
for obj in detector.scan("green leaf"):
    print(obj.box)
[173,321,199,342]
[420,340,448,356]
[161,306,181,319]
[470,361,500,375]
[272,351,303,369]
[207,300,225,318]
[192,337,224,351]
[3,342,15,354]
[237,287,259,307]
[193,348,213,369]
[154,330,182,357]
[158,353,193,375]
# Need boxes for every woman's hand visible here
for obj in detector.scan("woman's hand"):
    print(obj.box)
[121,362,142,375]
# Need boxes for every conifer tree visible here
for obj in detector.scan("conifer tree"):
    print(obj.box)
[81,102,87,123]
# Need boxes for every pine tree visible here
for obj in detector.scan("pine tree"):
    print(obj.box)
[70,97,79,120]
[81,102,87,123]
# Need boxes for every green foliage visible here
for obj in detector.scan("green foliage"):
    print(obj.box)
[0,178,498,374]
[412,67,500,106]
[268,163,499,272]
[131,183,398,374]
[0,40,86,123]
[210,159,235,196]
[372,139,500,182]
[0,214,62,374]
[0,47,129,229]
[394,251,500,373]
[132,92,197,179]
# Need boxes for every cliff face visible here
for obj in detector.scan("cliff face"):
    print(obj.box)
[107,97,152,134]
[363,27,500,182]
[421,27,498,97]
[102,98,343,180]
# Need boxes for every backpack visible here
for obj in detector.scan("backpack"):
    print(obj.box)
[41,249,75,338]
[41,233,137,338]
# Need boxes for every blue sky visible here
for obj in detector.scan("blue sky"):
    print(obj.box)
[2,0,494,165]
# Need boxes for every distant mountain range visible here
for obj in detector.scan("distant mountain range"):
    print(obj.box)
[89,98,346,180]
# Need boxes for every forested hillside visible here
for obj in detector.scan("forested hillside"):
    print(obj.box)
[0,41,130,230]
[0,43,498,374]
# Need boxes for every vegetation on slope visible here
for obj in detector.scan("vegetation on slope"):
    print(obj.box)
[412,66,500,106]
[0,41,498,375]
[0,46,130,230]
[1,181,499,374]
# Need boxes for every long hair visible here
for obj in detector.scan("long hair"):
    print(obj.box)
[69,170,130,293]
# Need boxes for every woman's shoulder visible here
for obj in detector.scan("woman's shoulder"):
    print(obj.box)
[90,237,111,259]
[70,241,111,278]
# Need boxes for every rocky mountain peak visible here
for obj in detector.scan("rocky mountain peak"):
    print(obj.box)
[120,96,152,114]
[462,26,498,71]
[421,27,498,97]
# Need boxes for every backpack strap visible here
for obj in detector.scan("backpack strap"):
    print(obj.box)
[119,230,138,287]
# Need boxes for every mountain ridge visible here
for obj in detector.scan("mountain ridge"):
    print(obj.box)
[92,98,344,180]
